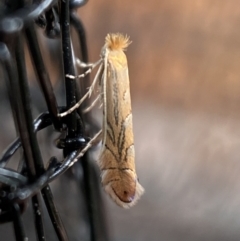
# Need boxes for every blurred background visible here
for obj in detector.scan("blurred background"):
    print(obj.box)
[1,0,240,240]
[77,1,240,240]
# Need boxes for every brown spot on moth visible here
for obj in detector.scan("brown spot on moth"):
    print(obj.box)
[99,33,144,208]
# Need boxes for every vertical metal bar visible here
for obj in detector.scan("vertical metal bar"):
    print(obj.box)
[0,40,20,147]
[14,32,43,176]
[14,27,45,241]
[12,203,27,241]
[60,0,78,142]
[70,12,90,113]
[41,184,69,241]
[25,20,62,131]
[0,43,18,131]
[31,194,46,241]
[70,12,88,64]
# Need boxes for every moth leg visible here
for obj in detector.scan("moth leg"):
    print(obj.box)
[82,94,101,113]
[59,63,103,117]
[73,129,103,162]
[98,103,103,109]
[76,59,97,68]
[66,59,102,80]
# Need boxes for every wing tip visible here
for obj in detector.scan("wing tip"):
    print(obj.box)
[104,181,145,209]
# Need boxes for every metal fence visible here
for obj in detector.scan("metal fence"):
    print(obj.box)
[0,1,108,240]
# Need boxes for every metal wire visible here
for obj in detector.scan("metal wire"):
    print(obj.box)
[0,0,109,240]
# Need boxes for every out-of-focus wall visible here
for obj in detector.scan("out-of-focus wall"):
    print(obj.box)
[78,0,240,115]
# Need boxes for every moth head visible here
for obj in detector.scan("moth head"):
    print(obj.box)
[103,169,144,208]
[104,33,132,52]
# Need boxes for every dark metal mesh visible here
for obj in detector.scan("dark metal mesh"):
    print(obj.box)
[0,1,109,240]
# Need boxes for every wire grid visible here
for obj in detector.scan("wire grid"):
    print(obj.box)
[0,0,109,240]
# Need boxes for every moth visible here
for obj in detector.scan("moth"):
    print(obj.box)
[59,33,144,208]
